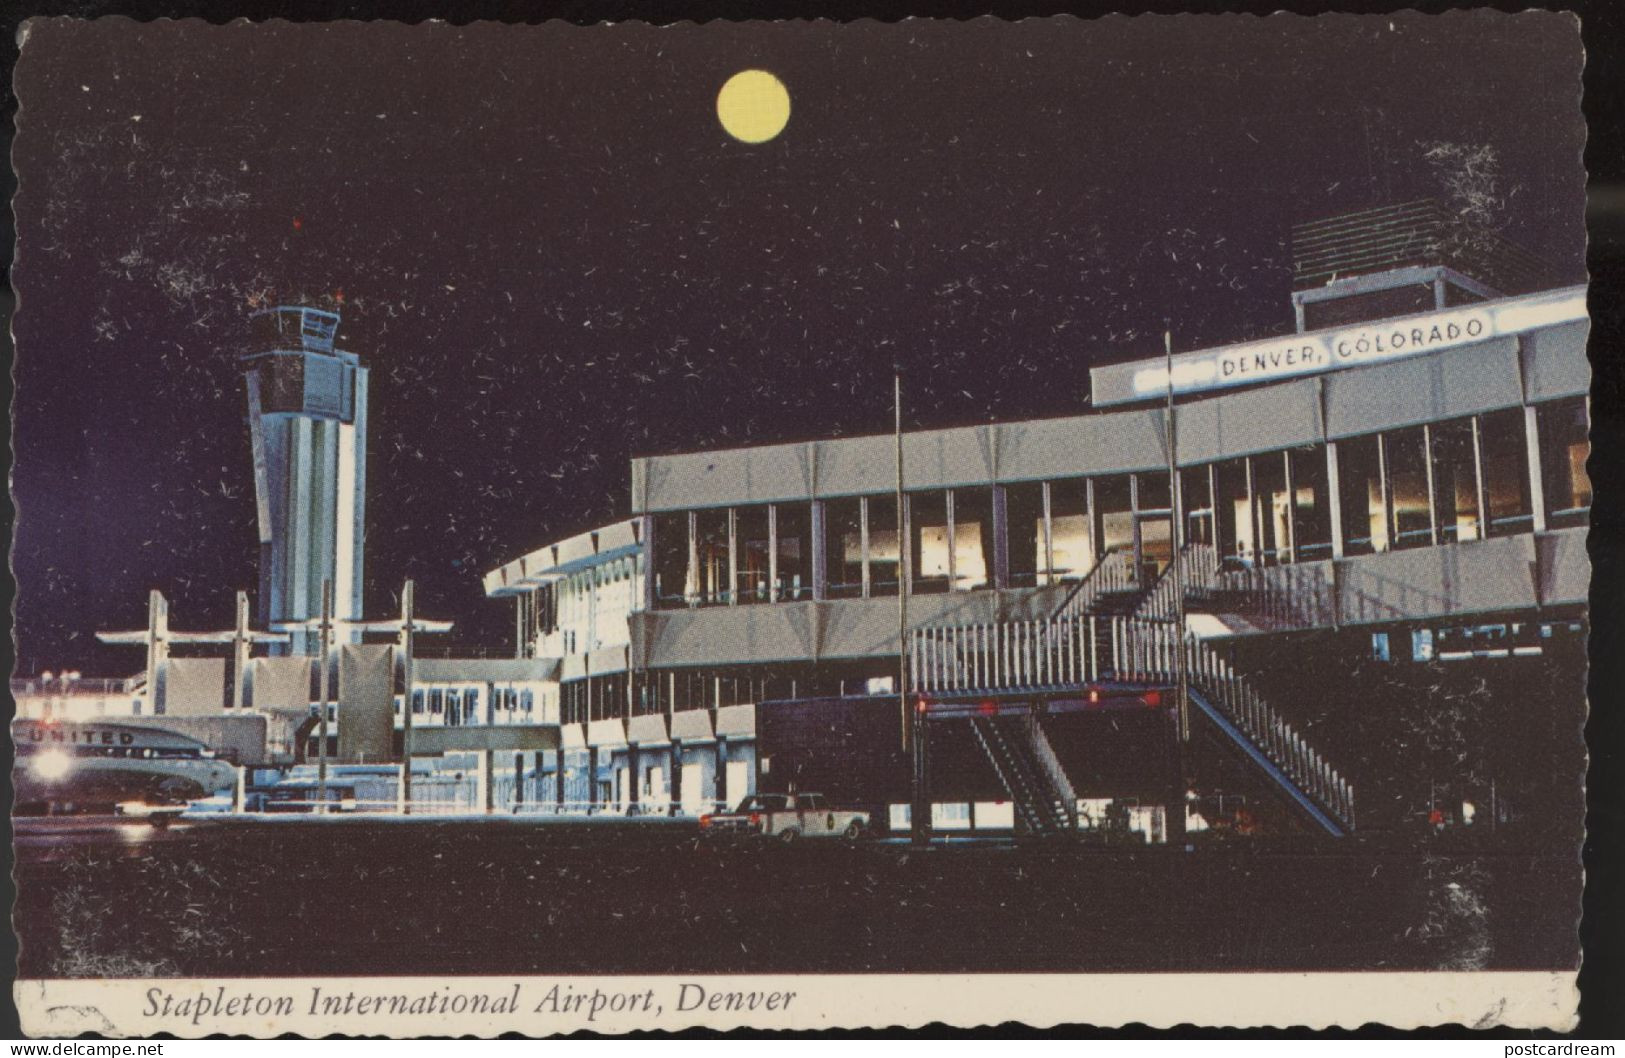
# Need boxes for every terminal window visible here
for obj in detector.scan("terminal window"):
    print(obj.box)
[908,491,951,594]
[1005,481,1044,588]
[1481,408,1533,535]
[1288,445,1332,559]
[823,497,864,599]
[1048,479,1092,584]
[866,497,901,597]
[773,503,813,602]
[951,488,994,591]
[1539,397,1591,529]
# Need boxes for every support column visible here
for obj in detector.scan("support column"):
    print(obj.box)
[670,739,683,817]
[641,514,657,612]
[715,737,728,811]
[767,505,780,602]
[628,743,640,812]
[231,591,252,710]
[399,580,416,814]
[1207,464,1222,560]
[991,484,1010,590]
[514,752,525,813]
[1422,424,1440,546]
[1471,416,1490,540]
[587,745,599,814]
[1243,457,1257,565]
[483,749,495,814]
[1524,404,1548,533]
[1040,482,1055,586]
[1086,478,1100,569]
[685,510,699,605]
[1281,450,1296,562]
[859,497,872,599]
[1326,440,1345,559]
[146,590,170,716]
[289,418,313,654]
[900,495,913,595]
[554,748,566,813]
[1377,433,1394,550]
[726,508,738,606]
[811,500,828,601]
[1129,474,1144,580]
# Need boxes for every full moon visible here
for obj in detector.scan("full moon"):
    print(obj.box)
[716,70,791,144]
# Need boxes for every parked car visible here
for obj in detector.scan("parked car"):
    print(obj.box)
[700,793,870,842]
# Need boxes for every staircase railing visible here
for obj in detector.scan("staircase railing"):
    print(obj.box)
[913,614,1099,693]
[1132,543,1339,633]
[1029,718,1079,830]
[1050,549,1139,621]
[1219,562,1339,631]
[911,611,1356,833]
[1134,543,1221,622]
[969,716,1048,834]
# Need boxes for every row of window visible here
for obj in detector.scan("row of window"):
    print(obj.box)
[1372,619,1586,663]
[643,398,1589,609]
[397,686,538,724]
[559,665,841,725]
[527,556,641,655]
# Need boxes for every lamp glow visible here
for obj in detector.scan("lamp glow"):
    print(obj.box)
[33,749,73,781]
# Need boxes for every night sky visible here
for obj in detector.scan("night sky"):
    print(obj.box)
[10,14,1586,675]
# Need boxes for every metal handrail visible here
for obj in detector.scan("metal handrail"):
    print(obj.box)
[1029,718,1080,829]
[911,609,1355,832]
[1049,549,1138,621]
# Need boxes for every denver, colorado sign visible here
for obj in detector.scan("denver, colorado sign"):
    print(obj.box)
[1128,286,1588,399]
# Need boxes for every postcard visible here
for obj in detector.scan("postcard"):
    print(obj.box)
[9,11,1588,1035]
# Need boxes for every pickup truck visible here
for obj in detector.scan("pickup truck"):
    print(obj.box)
[700,793,870,842]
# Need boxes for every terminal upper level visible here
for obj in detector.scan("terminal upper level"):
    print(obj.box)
[486,273,1590,678]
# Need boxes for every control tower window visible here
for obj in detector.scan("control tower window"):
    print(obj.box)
[1538,398,1591,529]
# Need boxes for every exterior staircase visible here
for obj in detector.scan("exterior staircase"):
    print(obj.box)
[912,598,1357,836]
[968,712,1078,836]
[1133,542,1338,633]
[1050,549,1144,621]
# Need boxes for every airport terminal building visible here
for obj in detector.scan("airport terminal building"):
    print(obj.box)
[15,203,1592,838]
[482,204,1590,838]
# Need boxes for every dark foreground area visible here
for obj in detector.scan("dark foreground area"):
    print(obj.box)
[13,816,1580,978]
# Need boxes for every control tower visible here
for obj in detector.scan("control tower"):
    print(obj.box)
[242,306,368,655]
